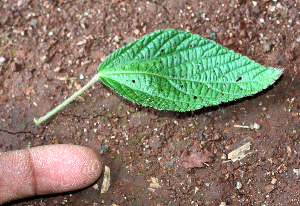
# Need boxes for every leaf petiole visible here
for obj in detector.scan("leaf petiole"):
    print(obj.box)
[34,73,100,125]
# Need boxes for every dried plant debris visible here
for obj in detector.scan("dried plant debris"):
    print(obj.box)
[101,166,111,194]
[226,142,252,163]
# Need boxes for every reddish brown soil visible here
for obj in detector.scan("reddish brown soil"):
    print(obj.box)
[1,0,300,205]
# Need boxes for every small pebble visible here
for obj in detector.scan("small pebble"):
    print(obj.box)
[265,185,275,193]
[250,123,260,130]
[29,19,38,27]
[113,35,120,42]
[263,43,272,53]
[134,29,140,35]
[271,178,277,185]
[221,154,227,160]
[93,183,99,190]
[236,181,242,190]
[0,57,5,64]
[54,67,61,72]
[219,202,226,206]
[101,145,110,152]
[293,169,300,177]
[201,141,206,146]
[208,32,217,39]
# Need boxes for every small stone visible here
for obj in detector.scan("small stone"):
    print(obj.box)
[263,43,273,53]
[41,56,48,63]
[271,178,277,185]
[101,145,110,152]
[80,22,86,29]
[0,57,5,64]
[77,39,87,46]
[54,67,61,72]
[93,183,99,190]
[293,168,300,177]
[201,141,206,146]
[236,181,242,190]
[79,74,84,79]
[221,154,227,160]
[48,31,53,36]
[219,202,226,206]
[29,18,38,27]
[11,62,18,72]
[208,32,217,39]
[265,185,275,193]
[134,29,140,36]
[13,11,20,17]
[113,35,120,42]
[250,123,260,130]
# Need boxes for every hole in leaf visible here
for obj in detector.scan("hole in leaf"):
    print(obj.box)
[185,60,188,63]
[182,75,184,78]
[173,44,176,48]
[160,89,164,91]
[160,60,163,63]
[181,85,184,89]
[223,83,226,85]
[213,70,215,73]
[174,56,177,59]
[194,96,198,99]
[221,93,224,95]
[132,80,136,83]
[198,62,201,65]
[217,62,219,65]
[161,49,164,53]
[223,75,225,78]
[240,88,243,90]
[142,56,145,59]
[200,83,203,85]
[184,93,187,95]
[115,60,117,63]
[204,55,207,58]
[236,77,242,82]
[190,45,193,48]
[194,44,197,47]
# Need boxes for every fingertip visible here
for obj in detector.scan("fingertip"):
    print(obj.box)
[0,145,103,204]
[29,144,103,195]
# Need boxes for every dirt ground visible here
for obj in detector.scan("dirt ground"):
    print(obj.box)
[1,0,300,205]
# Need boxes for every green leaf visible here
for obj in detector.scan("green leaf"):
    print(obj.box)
[34,29,283,125]
[98,29,282,111]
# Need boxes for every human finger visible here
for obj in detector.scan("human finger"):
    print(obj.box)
[0,144,102,204]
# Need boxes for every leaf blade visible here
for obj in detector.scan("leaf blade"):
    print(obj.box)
[98,29,283,111]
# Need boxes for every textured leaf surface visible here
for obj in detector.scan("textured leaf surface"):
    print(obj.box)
[98,29,282,111]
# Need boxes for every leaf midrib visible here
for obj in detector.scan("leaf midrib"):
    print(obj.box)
[99,70,275,84]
